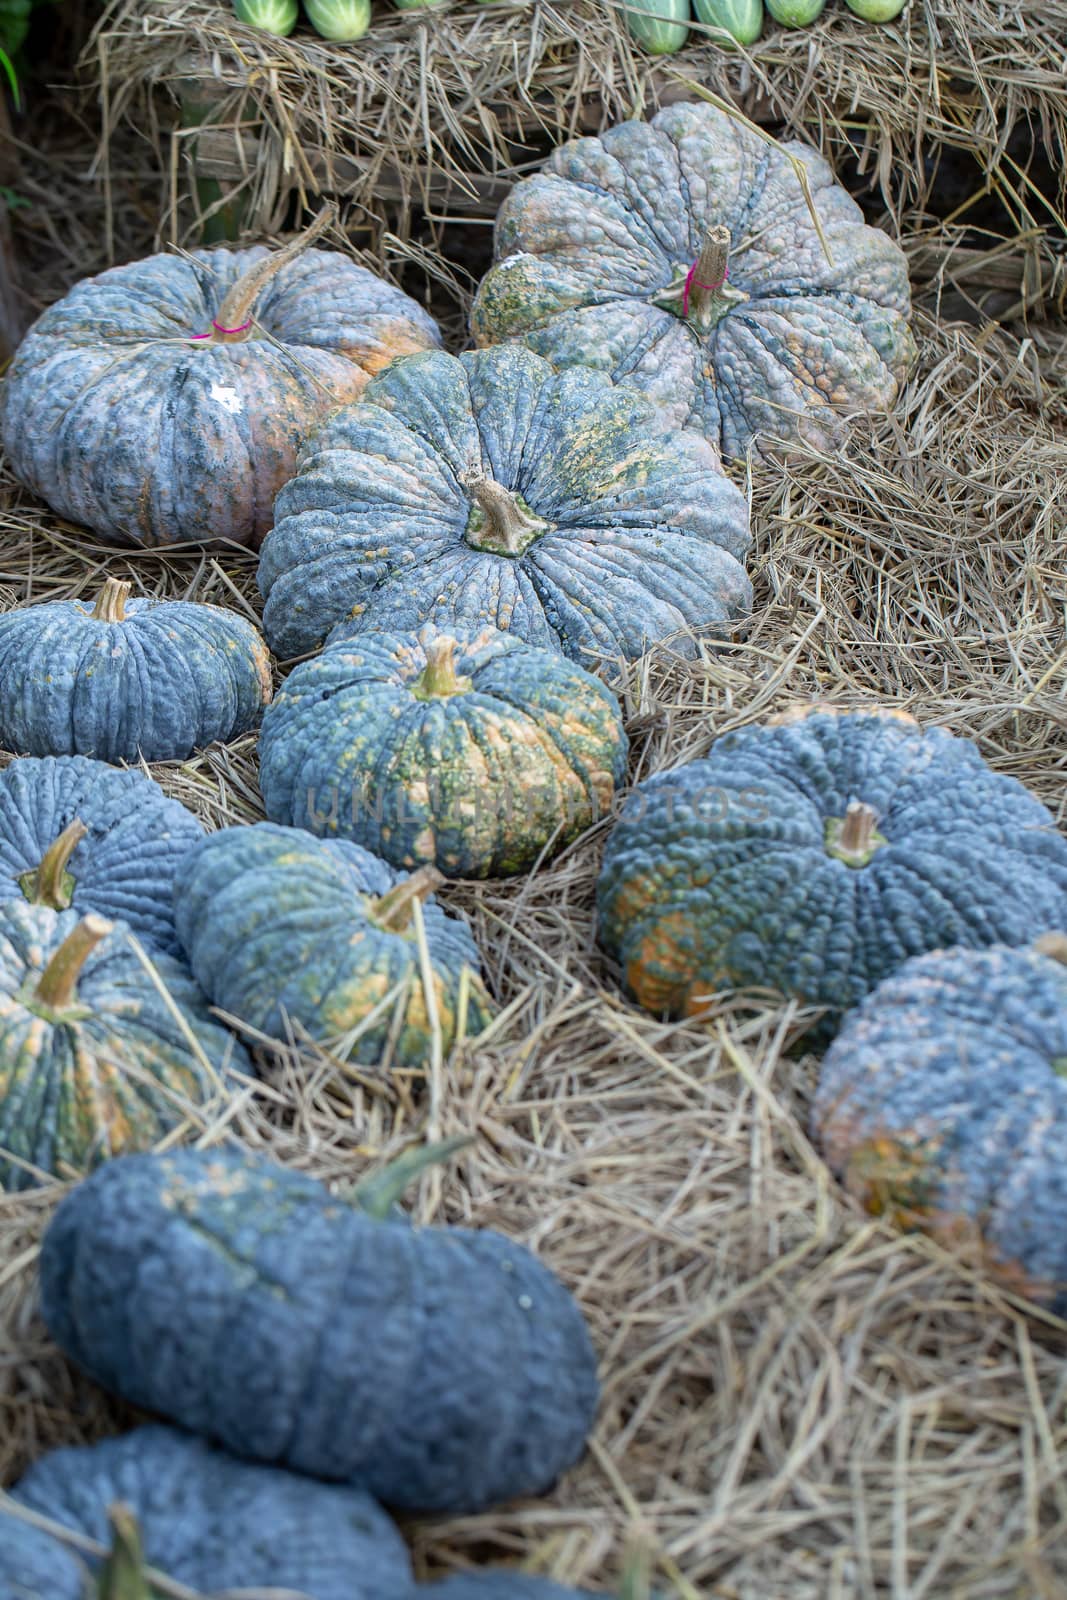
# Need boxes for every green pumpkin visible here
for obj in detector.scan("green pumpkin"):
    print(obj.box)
[0,227,441,549]
[813,937,1067,1315]
[173,822,494,1062]
[470,101,915,458]
[622,0,690,53]
[0,577,272,764]
[258,342,751,660]
[0,902,252,1191]
[258,625,628,879]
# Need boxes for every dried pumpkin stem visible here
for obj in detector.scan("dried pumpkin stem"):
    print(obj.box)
[34,913,112,1011]
[91,578,131,622]
[413,636,473,700]
[210,202,336,343]
[825,801,886,868]
[20,818,88,910]
[97,1504,153,1600]
[465,475,549,557]
[661,223,750,330]
[369,866,446,933]
[1034,932,1067,966]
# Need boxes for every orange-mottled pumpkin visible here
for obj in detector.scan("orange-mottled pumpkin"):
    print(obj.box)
[0,231,441,550]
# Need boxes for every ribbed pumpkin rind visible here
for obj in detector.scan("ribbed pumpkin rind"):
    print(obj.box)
[257,342,751,660]
[0,247,442,549]
[470,102,915,458]
[172,821,493,1061]
[39,1148,600,1513]
[258,627,628,878]
[597,709,1067,1024]
[1,1424,413,1600]
[0,902,252,1191]
[0,595,273,763]
[0,755,203,955]
[813,944,1067,1313]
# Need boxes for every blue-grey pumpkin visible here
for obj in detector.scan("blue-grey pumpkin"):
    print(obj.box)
[597,706,1067,1027]
[172,821,493,1063]
[0,578,272,764]
[258,625,628,878]
[39,1146,601,1514]
[257,343,751,661]
[0,1423,413,1600]
[0,755,203,955]
[0,902,252,1191]
[0,234,442,550]
[424,1577,598,1599]
[813,937,1067,1316]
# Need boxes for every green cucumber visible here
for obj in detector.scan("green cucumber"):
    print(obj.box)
[623,0,690,53]
[844,0,906,18]
[693,0,763,42]
[304,0,371,36]
[232,0,298,34]
[765,0,824,23]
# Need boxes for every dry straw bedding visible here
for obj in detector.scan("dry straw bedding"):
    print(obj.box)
[1,298,1066,1597]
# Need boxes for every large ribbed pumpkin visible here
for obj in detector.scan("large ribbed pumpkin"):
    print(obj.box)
[471,101,915,458]
[0,223,441,549]
[0,903,251,1190]
[0,1424,412,1600]
[258,625,628,878]
[172,822,493,1062]
[597,707,1067,1027]
[0,754,203,955]
[813,938,1067,1315]
[0,578,272,763]
[257,343,751,661]
[39,1146,600,1514]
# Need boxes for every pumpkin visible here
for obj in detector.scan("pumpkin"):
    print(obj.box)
[425,1578,595,1598]
[0,217,441,550]
[257,343,751,661]
[0,755,203,955]
[470,102,915,458]
[812,937,1067,1315]
[39,1145,600,1513]
[622,0,689,53]
[0,903,251,1190]
[172,821,493,1061]
[258,624,628,879]
[0,1423,413,1600]
[0,578,272,764]
[693,0,763,42]
[597,707,1067,1027]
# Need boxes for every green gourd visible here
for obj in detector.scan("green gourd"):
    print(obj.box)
[233,0,298,33]
[844,0,906,18]
[693,0,763,43]
[304,0,372,36]
[765,0,824,23]
[623,0,690,53]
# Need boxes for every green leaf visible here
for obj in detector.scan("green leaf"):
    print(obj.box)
[0,44,20,105]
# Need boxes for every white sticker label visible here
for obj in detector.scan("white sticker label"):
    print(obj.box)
[209,383,244,415]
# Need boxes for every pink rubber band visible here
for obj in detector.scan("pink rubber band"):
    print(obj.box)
[189,318,254,341]
[681,263,728,319]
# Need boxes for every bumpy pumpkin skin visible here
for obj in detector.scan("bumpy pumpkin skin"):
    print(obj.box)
[0,755,203,955]
[257,342,751,661]
[471,102,915,458]
[0,902,252,1191]
[597,708,1067,1025]
[813,944,1067,1315]
[0,582,273,763]
[425,1578,597,1599]
[172,822,493,1062]
[258,625,628,878]
[0,1424,413,1600]
[40,1147,600,1514]
[0,245,441,549]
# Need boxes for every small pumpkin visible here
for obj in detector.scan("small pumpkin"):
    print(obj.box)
[258,625,628,878]
[258,342,751,661]
[0,578,272,764]
[0,903,251,1190]
[0,754,203,955]
[470,101,915,458]
[597,707,1067,1027]
[0,1423,413,1600]
[40,1145,600,1513]
[172,821,493,1061]
[813,937,1067,1315]
[0,217,441,550]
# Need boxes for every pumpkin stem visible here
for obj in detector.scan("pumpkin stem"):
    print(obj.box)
[413,635,473,700]
[96,1504,153,1600]
[825,801,886,869]
[351,1134,475,1220]
[91,579,131,622]
[209,202,335,343]
[1034,932,1067,966]
[19,818,89,910]
[33,913,112,1012]
[465,475,550,557]
[656,224,749,329]
[368,865,445,933]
